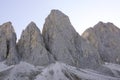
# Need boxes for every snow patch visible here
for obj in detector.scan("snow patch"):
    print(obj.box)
[0,61,119,80]
[35,62,69,80]
[0,61,14,72]
[104,63,120,71]
[35,62,120,80]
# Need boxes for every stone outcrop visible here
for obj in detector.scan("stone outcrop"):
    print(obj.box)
[42,10,102,69]
[82,21,120,63]
[0,22,19,65]
[17,22,54,66]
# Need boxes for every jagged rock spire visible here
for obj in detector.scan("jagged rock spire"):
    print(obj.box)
[82,21,120,63]
[0,22,19,65]
[42,10,102,69]
[17,21,54,66]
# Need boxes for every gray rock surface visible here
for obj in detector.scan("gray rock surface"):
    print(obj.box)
[0,22,19,65]
[1,61,119,80]
[42,10,102,69]
[35,62,120,80]
[1,9,120,80]
[5,62,39,80]
[17,22,54,66]
[82,21,120,63]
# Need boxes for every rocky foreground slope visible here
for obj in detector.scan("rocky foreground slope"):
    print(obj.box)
[0,9,120,80]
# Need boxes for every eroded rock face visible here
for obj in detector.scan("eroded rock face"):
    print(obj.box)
[42,10,102,69]
[0,22,19,65]
[17,22,54,66]
[82,22,120,63]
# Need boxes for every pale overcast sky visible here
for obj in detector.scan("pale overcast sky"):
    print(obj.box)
[0,0,120,39]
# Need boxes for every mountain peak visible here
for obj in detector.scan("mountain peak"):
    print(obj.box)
[51,9,63,14]
[42,10,101,69]
[0,22,15,34]
[1,10,120,80]
[82,21,120,63]
[93,21,119,33]
[27,21,36,26]
[42,9,74,36]
[26,21,40,31]
[43,9,70,29]
[17,21,54,66]
[0,22,19,65]
[50,9,67,16]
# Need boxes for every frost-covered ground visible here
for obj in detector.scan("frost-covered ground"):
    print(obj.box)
[0,61,120,80]
[0,61,14,72]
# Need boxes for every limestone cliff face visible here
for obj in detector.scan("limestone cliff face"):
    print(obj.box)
[42,10,102,69]
[0,22,18,65]
[82,21,120,63]
[0,10,120,69]
[1,9,120,80]
[17,22,54,66]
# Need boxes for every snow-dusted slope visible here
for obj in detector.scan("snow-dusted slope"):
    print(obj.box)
[0,61,120,80]
[0,61,14,72]
[35,62,120,80]
[0,61,14,80]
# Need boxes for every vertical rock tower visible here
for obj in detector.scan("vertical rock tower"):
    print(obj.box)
[17,22,54,66]
[42,10,102,69]
[0,22,18,65]
[82,22,120,63]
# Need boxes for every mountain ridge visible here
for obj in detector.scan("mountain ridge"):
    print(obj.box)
[0,9,120,80]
